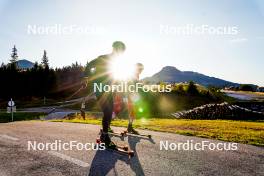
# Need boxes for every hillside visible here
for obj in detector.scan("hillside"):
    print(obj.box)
[143,66,240,87]
[16,59,34,69]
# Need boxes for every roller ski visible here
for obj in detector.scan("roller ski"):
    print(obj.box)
[100,129,127,137]
[125,123,152,139]
[107,127,152,138]
[97,131,134,157]
[105,127,152,138]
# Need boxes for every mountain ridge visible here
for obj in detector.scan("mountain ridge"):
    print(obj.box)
[16,59,34,69]
[143,66,241,87]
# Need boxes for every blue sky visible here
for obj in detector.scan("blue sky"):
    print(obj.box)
[0,0,263,86]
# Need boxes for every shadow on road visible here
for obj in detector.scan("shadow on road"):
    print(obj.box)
[127,135,155,176]
[87,134,155,176]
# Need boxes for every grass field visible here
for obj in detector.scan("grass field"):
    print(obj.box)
[51,116,264,146]
[0,112,46,123]
[235,90,264,96]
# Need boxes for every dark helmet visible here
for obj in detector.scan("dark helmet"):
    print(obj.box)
[112,41,126,53]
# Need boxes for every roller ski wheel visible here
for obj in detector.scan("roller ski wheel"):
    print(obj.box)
[125,130,152,139]
[96,138,101,144]
[96,138,134,157]
[113,145,134,157]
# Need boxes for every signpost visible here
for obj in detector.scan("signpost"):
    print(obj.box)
[7,98,16,122]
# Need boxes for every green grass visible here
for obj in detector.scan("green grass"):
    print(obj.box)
[51,116,264,146]
[0,112,46,123]
[235,90,264,96]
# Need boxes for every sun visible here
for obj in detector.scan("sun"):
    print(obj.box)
[109,56,135,80]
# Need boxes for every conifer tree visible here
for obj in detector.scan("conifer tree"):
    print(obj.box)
[41,50,49,68]
[10,45,18,63]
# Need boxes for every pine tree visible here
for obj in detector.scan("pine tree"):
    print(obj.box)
[41,50,49,68]
[10,45,18,63]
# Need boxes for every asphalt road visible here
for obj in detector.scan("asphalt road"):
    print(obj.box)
[0,121,263,176]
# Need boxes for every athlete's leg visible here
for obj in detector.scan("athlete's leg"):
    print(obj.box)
[98,93,115,146]
[127,96,138,133]
[99,93,113,133]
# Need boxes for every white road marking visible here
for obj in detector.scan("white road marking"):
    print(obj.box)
[48,151,89,167]
[0,134,19,141]
[0,134,89,167]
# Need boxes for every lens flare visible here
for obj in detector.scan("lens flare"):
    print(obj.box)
[110,56,134,80]
[138,107,144,113]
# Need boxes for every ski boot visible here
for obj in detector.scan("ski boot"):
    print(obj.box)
[127,123,139,135]
[99,132,117,149]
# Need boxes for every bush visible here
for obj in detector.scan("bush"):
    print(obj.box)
[239,84,255,91]
[187,81,199,95]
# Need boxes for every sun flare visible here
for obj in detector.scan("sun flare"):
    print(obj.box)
[110,56,135,80]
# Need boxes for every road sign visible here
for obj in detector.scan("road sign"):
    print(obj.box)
[7,106,16,113]
[81,103,85,109]
[7,99,16,122]
[8,100,15,107]
[7,107,11,113]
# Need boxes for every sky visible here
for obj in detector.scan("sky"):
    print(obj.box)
[0,0,263,86]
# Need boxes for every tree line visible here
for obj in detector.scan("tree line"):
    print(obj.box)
[0,45,86,101]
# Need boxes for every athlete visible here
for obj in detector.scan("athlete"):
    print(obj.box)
[127,63,144,134]
[86,41,126,148]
